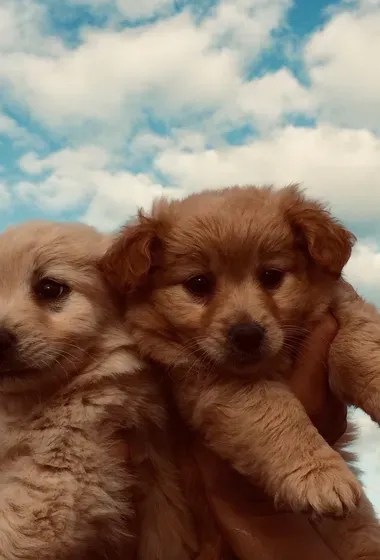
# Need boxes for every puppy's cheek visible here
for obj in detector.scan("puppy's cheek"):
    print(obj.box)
[271,277,311,321]
[155,287,205,331]
[14,331,52,366]
[197,336,224,362]
[49,296,103,342]
[263,325,284,356]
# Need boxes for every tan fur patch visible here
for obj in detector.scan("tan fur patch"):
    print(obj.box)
[0,220,197,560]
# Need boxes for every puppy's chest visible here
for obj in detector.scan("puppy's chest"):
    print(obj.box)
[0,390,126,471]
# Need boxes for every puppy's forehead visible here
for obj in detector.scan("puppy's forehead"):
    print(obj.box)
[0,221,108,281]
[167,187,294,263]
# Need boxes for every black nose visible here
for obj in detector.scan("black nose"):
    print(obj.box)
[228,322,265,355]
[0,328,16,354]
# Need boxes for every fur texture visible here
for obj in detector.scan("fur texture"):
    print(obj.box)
[100,184,380,559]
[0,220,196,560]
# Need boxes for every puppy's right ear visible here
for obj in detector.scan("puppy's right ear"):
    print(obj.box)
[99,210,162,294]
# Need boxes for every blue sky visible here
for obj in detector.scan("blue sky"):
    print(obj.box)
[1,0,380,512]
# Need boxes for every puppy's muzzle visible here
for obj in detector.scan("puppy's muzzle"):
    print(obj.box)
[228,321,266,360]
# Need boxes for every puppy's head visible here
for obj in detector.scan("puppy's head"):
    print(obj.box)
[100,186,355,377]
[0,220,114,388]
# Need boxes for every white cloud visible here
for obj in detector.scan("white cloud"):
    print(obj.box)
[345,242,380,292]
[0,0,294,132]
[0,13,238,126]
[204,0,291,55]
[0,0,63,55]
[68,0,291,35]
[19,146,112,175]
[15,123,380,235]
[69,0,175,19]
[4,0,375,144]
[0,1,42,52]
[236,69,314,130]
[305,3,380,131]
[16,145,180,230]
[0,113,25,138]
[0,183,11,209]
[81,172,175,231]
[127,130,206,162]
[155,124,380,222]
[17,146,115,211]
[112,0,174,19]
[0,112,42,147]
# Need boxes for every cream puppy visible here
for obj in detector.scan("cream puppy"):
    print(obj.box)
[0,221,196,560]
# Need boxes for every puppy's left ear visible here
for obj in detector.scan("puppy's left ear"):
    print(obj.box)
[282,185,356,276]
[99,209,163,294]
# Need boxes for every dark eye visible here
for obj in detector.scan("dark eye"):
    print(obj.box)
[183,275,214,297]
[259,269,285,289]
[34,279,70,301]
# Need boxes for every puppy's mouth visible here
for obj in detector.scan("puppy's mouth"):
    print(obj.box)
[0,358,39,378]
[196,341,270,375]
[0,330,36,378]
[228,348,264,366]
[223,347,271,376]
[0,350,43,379]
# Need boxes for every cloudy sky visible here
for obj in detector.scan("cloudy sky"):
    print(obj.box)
[1,0,380,512]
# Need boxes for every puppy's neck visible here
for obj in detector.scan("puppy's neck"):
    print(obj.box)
[0,375,67,418]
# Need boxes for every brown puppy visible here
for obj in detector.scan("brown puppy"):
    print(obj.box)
[0,220,196,560]
[100,185,380,559]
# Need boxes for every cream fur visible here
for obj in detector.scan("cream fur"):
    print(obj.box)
[0,221,196,560]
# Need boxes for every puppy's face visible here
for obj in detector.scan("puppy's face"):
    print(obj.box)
[101,186,355,377]
[0,221,113,386]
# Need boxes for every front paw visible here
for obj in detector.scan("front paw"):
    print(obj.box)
[275,457,362,518]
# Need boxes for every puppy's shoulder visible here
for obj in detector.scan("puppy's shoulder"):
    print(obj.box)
[56,358,165,433]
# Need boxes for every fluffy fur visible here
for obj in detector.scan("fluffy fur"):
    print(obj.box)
[100,184,380,559]
[0,220,196,560]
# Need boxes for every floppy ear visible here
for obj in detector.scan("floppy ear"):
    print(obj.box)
[99,210,162,294]
[282,185,356,276]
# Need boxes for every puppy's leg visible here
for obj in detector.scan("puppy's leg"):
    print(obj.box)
[330,283,380,422]
[313,494,380,559]
[174,379,361,517]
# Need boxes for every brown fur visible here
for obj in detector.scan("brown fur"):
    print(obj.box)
[100,185,380,559]
[0,220,197,560]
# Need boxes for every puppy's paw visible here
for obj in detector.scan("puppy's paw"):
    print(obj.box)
[276,458,362,518]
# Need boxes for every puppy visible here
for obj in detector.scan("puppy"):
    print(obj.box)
[100,185,380,559]
[0,220,196,560]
